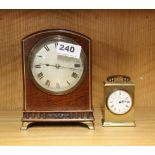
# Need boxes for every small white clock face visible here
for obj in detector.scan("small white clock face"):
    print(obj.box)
[107,90,132,115]
[29,37,86,95]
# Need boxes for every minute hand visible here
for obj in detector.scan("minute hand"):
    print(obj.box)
[59,65,80,70]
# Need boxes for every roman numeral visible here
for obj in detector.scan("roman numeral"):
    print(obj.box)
[45,80,50,87]
[125,105,129,108]
[44,45,50,51]
[74,64,80,68]
[67,80,70,85]
[37,72,44,79]
[34,65,41,68]
[72,72,78,79]
[111,105,114,108]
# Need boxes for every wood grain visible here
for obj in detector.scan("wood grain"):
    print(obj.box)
[1,10,155,110]
[0,107,155,146]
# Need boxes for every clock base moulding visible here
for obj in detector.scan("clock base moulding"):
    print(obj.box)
[21,111,94,130]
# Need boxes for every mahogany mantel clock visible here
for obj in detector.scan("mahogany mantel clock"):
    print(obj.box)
[21,29,94,130]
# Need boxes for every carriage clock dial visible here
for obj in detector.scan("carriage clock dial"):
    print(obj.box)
[21,29,94,130]
[102,75,135,127]
[107,90,132,115]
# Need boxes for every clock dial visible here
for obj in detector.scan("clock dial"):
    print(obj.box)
[29,37,87,94]
[107,90,132,115]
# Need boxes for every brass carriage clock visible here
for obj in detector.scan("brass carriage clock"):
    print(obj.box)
[21,29,94,130]
[102,75,135,127]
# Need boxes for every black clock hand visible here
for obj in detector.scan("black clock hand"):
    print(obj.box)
[119,100,129,104]
[42,64,80,70]
[42,64,60,69]
[122,97,129,103]
[59,65,80,70]
[42,64,56,67]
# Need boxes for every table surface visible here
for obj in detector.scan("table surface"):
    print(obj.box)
[0,107,155,146]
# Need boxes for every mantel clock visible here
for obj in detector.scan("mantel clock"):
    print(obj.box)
[21,29,94,130]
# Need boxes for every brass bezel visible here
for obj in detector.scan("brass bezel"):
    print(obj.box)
[28,35,87,95]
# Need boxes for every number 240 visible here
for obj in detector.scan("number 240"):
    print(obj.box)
[59,44,75,53]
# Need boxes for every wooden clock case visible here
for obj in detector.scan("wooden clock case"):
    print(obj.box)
[21,29,94,130]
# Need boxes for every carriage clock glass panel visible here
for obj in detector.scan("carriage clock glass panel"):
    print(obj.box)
[29,36,87,95]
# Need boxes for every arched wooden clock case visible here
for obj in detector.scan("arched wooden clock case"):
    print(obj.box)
[21,29,94,130]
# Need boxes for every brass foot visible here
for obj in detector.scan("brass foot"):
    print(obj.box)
[20,122,32,130]
[83,121,95,130]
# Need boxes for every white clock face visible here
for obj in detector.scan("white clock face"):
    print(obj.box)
[29,37,86,94]
[107,90,132,115]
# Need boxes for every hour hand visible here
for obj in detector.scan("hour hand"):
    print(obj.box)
[119,100,128,103]
[42,64,56,67]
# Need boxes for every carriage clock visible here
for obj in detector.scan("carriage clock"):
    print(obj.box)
[21,29,94,130]
[102,75,135,127]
